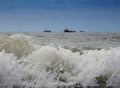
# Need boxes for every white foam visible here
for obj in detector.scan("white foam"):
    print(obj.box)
[0,33,120,87]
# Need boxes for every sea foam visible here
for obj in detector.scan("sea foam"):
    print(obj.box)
[0,33,120,88]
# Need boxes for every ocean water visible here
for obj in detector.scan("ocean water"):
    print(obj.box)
[0,32,120,88]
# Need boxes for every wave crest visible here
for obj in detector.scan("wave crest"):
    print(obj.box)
[0,34,34,58]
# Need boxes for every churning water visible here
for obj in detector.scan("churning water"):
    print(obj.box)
[0,32,120,88]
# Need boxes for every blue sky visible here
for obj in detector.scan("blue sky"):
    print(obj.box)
[0,0,120,32]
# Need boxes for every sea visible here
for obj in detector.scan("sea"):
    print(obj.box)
[0,32,120,88]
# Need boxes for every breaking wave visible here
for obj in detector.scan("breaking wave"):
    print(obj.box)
[0,34,120,88]
[0,34,34,58]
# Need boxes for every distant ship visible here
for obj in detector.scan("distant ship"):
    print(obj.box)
[44,30,51,32]
[63,29,76,32]
[80,31,85,32]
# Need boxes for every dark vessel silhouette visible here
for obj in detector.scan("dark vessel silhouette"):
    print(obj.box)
[63,29,76,32]
[80,31,85,32]
[44,30,51,32]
